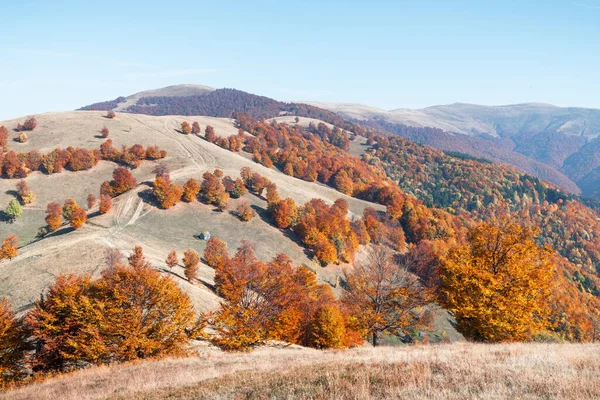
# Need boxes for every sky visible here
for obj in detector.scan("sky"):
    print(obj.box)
[1,0,599,120]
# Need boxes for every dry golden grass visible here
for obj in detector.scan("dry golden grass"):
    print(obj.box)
[2,342,600,400]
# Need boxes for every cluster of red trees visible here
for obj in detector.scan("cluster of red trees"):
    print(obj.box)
[16,116,37,132]
[306,121,350,151]
[0,141,166,179]
[204,126,245,152]
[152,169,232,210]
[203,240,363,350]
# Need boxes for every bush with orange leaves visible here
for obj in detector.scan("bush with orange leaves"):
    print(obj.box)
[207,241,362,351]
[204,237,229,269]
[99,194,112,214]
[235,200,254,221]
[153,175,183,209]
[180,121,192,134]
[69,206,87,229]
[45,202,63,232]
[183,249,200,283]
[200,170,229,210]
[25,246,200,373]
[1,234,19,261]
[102,167,137,197]
[182,179,200,202]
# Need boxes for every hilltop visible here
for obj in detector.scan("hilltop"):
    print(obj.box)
[81,85,600,197]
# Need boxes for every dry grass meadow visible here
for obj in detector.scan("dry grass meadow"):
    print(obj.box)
[2,343,599,400]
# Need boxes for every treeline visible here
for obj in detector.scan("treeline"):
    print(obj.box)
[0,140,166,179]
[78,96,126,111]
[79,88,374,137]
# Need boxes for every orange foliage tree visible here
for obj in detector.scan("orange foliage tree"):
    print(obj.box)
[16,180,34,204]
[87,193,96,210]
[182,179,200,202]
[235,200,254,221]
[439,219,553,342]
[45,202,63,232]
[69,206,87,229]
[153,176,183,209]
[166,250,178,269]
[99,194,112,214]
[272,198,298,229]
[26,246,200,372]
[0,299,29,386]
[208,242,361,351]
[0,235,19,261]
[181,121,192,134]
[183,250,200,283]
[342,246,432,346]
[204,237,229,269]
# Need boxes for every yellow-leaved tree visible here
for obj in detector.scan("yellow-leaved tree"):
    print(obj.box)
[439,218,553,342]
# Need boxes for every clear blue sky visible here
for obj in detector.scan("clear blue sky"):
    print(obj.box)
[1,0,599,120]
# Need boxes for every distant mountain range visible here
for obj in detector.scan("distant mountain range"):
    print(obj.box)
[80,85,600,198]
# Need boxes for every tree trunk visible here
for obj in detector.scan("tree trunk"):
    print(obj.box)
[372,330,379,346]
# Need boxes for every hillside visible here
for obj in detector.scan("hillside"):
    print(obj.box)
[81,85,600,197]
[306,101,600,197]
[3,343,599,400]
[0,111,386,316]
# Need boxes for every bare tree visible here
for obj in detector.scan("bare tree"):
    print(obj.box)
[341,246,432,346]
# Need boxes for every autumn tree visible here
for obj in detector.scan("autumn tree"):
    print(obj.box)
[100,127,109,138]
[181,121,192,134]
[62,198,78,221]
[105,167,137,196]
[192,121,201,134]
[0,125,8,151]
[341,246,431,346]
[99,194,112,214]
[200,171,228,210]
[87,193,96,210]
[27,253,199,371]
[69,206,87,229]
[45,202,63,231]
[307,305,346,349]
[182,179,200,202]
[272,198,298,229]
[16,180,34,204]
[205,125,216,142]
[183,249,200,283]
[106,110,116,119]
[204,237,229,269]
[0,235,19,261]
[235,200,254,221]
[166,250,178,269]
[231,178,247,198]
[439,219,553,342]
[22,116,37,131]
[5,200,22,222]
[153,176,183,209]
[0,299,29,385]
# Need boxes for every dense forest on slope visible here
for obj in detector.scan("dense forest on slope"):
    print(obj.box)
[366,134,600,299]
[188,113,599,340]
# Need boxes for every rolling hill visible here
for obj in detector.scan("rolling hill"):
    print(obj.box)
[306,101,600,198]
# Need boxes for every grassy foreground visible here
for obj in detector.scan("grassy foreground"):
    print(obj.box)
[2,343,600,400]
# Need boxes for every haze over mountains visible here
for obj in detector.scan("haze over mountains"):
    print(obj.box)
[82,85,600,198]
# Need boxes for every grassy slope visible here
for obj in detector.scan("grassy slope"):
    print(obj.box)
[3,343,600,400]
[0,111,384,316]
